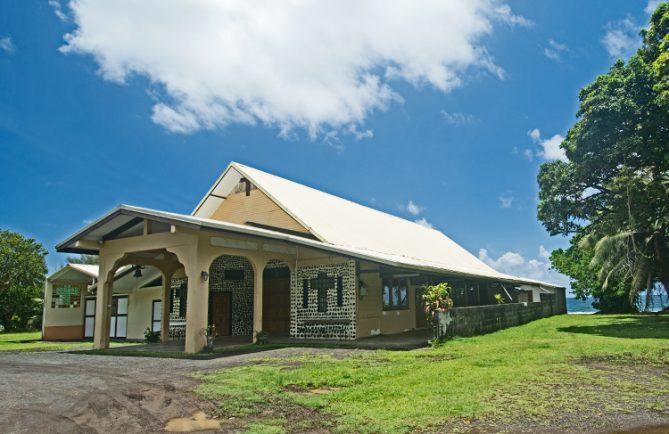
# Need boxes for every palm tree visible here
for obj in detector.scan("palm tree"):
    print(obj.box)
[581,228,669,311]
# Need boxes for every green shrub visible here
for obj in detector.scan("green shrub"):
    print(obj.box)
[144,328,160,343]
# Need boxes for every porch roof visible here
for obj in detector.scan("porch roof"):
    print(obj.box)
[56,204,562,289]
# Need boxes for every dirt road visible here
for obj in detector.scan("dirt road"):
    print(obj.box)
[0,349,341,434]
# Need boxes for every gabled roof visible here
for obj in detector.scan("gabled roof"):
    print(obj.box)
[48,263,100,281]
[193,162,550,286]
[48,262,162,290]
[57,162,563,289]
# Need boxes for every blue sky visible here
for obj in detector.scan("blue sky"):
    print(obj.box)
[0,1,659,285]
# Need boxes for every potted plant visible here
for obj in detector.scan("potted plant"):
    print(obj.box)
[422,282,454,344]
[202,325,217,352]
[255,330,269,345]
[144,327,161,343]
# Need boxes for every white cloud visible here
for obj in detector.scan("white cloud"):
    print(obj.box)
[60,0,530,137]
[528,128,568,162]
[478,247,569,287]
[646,0,663,14]
[539,245,550,259]
[523,148,534,162]
[414,217,434,229]
[528,128,541,143]
[0,37,14,54]
[544,39,568,61]
[406,200,424,216]
[49,0,69,22]
[499,191,513,209]
[602,18,640,59]
[441,111,478,125]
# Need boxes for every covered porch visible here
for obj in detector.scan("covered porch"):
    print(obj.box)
[97,328,431,355]
[57,207,299,353]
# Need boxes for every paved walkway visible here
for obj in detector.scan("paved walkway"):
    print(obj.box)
[109,329,431,354]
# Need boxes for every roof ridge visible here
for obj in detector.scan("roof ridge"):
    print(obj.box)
[232,162,440,233]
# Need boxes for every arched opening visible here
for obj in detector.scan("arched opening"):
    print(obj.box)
[263,259,292,337]
[95,249,184,349]
[208,255,255,337]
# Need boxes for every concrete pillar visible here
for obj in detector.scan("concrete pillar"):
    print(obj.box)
[42,280,52,339]
[252,259,266,343]
[184,264,208,353]
[160,270,174,343]
[93,258,113,350]
[172,242,209,354]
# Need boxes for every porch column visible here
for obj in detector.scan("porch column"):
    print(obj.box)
[173,242,209,354]
[93,258,113,350]
[252,259,266,342]
[160,270,174,343]
[42,280,52,338]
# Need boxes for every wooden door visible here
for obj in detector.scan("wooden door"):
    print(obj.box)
[262,276,291,336]
[210,292,232,336]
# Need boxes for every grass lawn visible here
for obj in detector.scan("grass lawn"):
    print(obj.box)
[195,314,669,433]
[0,331,136,352]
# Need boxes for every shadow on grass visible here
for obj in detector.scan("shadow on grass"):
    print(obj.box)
[558,315,669,339]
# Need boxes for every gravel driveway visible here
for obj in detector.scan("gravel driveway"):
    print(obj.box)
[0,348,352,434]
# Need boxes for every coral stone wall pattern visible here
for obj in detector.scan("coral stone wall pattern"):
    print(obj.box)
[208,255,254,336]
[291,260,357,340]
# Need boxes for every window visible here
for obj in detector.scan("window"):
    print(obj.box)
[52,283,82,308]
[83,297,96,338]
[336,276,344,307]
[302,279,309,308]
[223,269,245,280]
[151,300,162,333]
[382,279,409,310]
[110,295,128,338]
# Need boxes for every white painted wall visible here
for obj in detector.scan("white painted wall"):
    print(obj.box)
[127,286,162,340]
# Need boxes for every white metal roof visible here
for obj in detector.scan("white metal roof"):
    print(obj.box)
[48,263,162,290]
[57,204,560,288]
[193,162,561,288]
[57,162,563,289]
[67,264,100,278]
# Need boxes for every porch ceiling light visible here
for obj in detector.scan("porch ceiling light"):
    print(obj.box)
[133,265,143,278]
[359,280,368,297]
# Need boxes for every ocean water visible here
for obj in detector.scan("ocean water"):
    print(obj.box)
[567,294,669,314]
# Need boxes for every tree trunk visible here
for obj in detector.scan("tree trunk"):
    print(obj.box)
[653,234,669,305]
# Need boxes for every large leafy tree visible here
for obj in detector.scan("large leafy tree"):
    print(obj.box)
[0,229,48,330]
[550,232,635,313]
[538,3,669,307]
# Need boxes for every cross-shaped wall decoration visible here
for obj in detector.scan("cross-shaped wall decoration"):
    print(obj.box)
[310,272,334,312]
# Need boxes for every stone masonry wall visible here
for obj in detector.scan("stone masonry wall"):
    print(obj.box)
[209,255,254,336]
[438,288,567,338]
[291,260,357,340]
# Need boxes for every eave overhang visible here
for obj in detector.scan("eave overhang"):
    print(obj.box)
[56,204,565,290]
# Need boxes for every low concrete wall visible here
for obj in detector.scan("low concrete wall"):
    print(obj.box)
[438,289,567,338]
